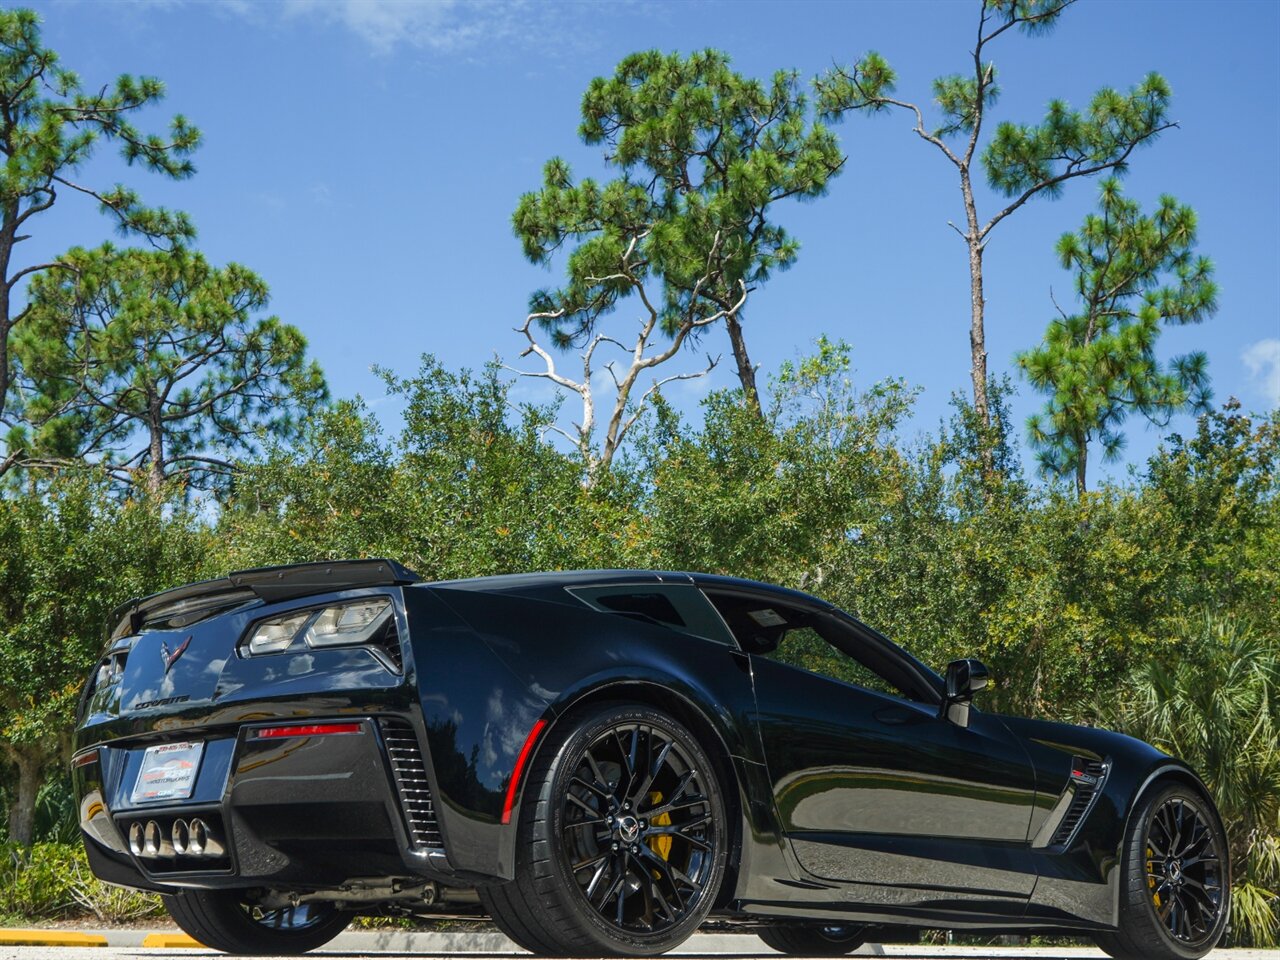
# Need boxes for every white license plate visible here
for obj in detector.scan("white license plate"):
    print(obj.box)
[131,741,204,804]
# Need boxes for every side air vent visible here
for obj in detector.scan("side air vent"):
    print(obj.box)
[371,616,404,673]
[1051,758,1108,847]
[379,718,442,848]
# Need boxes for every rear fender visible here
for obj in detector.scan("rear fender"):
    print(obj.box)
[418,586,771,884]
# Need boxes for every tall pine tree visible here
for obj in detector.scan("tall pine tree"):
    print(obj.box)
[0,9,199,475]
[1018,179,1216,494]
[14,245,327,493]
[515,48,844,445]
[816,0,1176,449]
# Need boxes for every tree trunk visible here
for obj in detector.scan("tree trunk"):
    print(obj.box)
[967,236,989,430]
[0,212,13,429]
[147,403,165,494]
[959,164,990,431]
[0,280,10,430]
[1075,434,1088,498]
[8,750,43,846]
[725,313,760,415]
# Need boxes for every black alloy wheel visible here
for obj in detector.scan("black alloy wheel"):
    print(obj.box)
[162,889,350,954]
[1095,782,1229,960]
[561,719,717,933]
[1144,795,1226,944]
[238,902,336,932]
[757,922,868,955]
[480,704,727,956]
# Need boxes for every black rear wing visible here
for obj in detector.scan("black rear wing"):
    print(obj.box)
[106,559,422,641]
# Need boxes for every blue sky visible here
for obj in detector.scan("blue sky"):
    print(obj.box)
[25,0,1280,482]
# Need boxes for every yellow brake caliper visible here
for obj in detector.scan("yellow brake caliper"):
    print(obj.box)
[648,791,672,862]
[1148,846,1161,908]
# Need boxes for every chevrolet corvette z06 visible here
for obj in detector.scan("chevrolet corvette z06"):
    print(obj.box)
[72,560,1229,958]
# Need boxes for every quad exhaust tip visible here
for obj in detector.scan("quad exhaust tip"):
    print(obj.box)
[127,817,222,859]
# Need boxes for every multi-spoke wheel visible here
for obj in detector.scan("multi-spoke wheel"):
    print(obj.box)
[161,889,349,954]
[481,703,728,956]
[757,922,868,955]
[1095,782,1229,960]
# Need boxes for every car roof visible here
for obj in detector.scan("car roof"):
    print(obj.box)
[686,572,836,609]
[418,568,829,607]
[422,569,684,592]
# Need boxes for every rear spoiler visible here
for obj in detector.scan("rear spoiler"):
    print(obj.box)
[106,559,422,641]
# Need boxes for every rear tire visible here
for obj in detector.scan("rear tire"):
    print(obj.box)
[162,889,350,955]
[757,923,867,955]
[480,703,728,956]
[1094,782,1229,960]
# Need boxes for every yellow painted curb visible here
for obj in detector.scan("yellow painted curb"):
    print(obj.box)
[0,930,108,947]
[141,933,204,948]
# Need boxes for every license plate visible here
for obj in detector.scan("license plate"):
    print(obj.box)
[131,741,204,803]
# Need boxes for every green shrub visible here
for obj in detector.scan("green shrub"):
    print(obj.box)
[1103,615,1280,947]
[0,842,163,924]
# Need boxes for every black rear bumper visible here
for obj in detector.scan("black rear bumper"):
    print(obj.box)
[75,714,457,893]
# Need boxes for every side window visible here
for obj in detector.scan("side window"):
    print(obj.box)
[769,626,905,700]
[704,590,930,703]
[569,584,736,646]
[593,591,686,625]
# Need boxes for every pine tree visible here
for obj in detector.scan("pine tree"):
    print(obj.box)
[816,0,1176,447]
[1018,179,1216,495]
[13,245,326,493]
[513,48,844,456]
[0,9,199,474]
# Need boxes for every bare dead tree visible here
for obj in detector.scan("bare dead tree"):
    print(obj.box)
[506,232,743,479]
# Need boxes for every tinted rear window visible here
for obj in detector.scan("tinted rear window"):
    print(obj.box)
[569,584,735,646]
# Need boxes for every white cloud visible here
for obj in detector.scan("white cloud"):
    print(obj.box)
[275,0,546,55]
[1242,338,1280,409]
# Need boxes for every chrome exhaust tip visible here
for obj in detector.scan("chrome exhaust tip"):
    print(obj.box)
[171,818,189,856]
[128,821,144,856]
[187,817,225,857]
[142,820,163,857]
[189,817,206,856]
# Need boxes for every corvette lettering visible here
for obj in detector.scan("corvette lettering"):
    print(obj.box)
[134,694,190,710]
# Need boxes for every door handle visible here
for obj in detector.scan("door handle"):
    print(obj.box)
[872,704,926,727]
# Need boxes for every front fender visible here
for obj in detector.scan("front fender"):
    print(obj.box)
[1002,714,1212,928]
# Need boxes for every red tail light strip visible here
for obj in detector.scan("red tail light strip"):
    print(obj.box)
[251,722,365,739]
[501,718,548,824]
[71,749,99,769]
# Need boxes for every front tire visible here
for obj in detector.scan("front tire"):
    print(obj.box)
[757,923,867,955]
[162,889,349,955]
[1094,782,1229,960]
[481,703,728,956]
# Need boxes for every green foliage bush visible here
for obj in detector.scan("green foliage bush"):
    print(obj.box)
[1103,615,1280,946]
[0,842,162,924]
[0,477,213,842]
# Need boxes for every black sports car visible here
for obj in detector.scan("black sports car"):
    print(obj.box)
[72,561,1229,958]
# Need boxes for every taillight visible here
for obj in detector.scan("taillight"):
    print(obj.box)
[243,610,311,655]
[240,598,401,670]
[250,722,364,739]
[302,598,392,649]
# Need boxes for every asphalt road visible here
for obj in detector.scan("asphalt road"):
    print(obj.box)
[1,948,1275,960]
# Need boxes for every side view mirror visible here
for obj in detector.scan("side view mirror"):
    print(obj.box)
[942,658,989,727]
